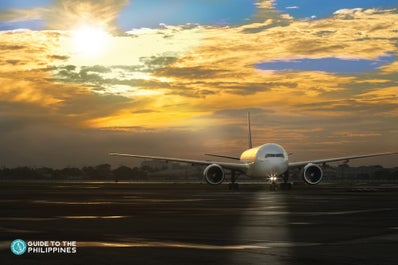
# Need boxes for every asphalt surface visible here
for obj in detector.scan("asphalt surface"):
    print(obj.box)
[1,182,397,265]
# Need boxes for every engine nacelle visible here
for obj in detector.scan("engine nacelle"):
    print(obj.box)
[302,163,323,185]
[203,164,225,185]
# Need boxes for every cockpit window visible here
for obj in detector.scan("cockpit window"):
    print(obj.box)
[265,153,284,158]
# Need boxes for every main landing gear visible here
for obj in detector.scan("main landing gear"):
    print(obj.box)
[280,171,292,190]
[228,171,239,191]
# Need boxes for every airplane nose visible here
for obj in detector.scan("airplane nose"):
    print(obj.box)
[271,160,288,175]
[262,157,288,177]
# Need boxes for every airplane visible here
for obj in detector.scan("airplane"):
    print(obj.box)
[110,113,397,190]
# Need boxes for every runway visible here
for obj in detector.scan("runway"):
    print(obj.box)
[1,182,397,265]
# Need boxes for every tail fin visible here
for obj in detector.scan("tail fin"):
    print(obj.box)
[247,112,253,148]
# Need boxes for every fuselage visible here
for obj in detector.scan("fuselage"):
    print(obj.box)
[240,143,289,178]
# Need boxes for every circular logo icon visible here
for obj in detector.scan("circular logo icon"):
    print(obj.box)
[10,239,27,255]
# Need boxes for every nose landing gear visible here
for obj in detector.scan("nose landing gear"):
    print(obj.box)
[268,173,292,191]
[269,175,278,191]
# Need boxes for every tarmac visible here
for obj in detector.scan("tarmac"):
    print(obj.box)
[0,181,397,265]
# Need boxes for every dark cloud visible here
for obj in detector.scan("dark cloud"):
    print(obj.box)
[0,44,25,50]
[0,101,65,131]
[166,87,216,98]
[315,30,336,37]
[288,40,346,54]
[58,93,132,120]
[213,108,269,117]
[56,65,106,83]
[132,109,158,114]
[81,65,112,73]
[48,54,70,61]
[240,13,291,34]
[55,64,171,93]
[302,100,397,114]
[218,82,283,95]
[5,59,22,65]
[341,72,398,92]
[158,66,225,79]
[140,56,178,70]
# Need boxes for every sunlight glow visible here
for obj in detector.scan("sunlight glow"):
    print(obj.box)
[71,25,110,56]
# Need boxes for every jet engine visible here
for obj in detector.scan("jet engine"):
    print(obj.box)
[302,163,323,185]
[204,164,225,185]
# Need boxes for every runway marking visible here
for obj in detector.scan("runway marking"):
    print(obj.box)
[32,200,114,205]
[31,199,211,205]
[121,198,211,203]
[77,240,322,250]
[58,215,128,219]
[53,185,101,189]
[78,240,269,250]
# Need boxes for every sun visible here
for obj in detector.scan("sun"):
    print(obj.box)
[71,25,110,56]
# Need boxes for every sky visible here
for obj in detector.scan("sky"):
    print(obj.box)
[0,0,397,168]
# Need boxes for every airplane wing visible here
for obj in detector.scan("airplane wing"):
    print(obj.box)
[205,154,240,160]
[288,152,397,168]
[109,153,249,172]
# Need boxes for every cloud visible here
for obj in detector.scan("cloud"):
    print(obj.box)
[0,29,136,131]
[333,8,363,17]
[0,30,68,106]
[0,2,397,167]
[0,7,47,22]
[254,0,275,9]
[0,0,129,32]
[46,0,129,32]
[0,44,25,50]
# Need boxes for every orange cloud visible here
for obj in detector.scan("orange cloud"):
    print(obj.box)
[46,0,129,32]
[0,0,129,33]
[1,3,397,166]
[79,5,398,137]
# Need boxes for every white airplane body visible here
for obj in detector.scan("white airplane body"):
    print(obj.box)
[110,114,397,188]
[240,143,288,179]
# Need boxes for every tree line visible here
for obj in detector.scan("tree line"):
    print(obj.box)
[0,164,147,180]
